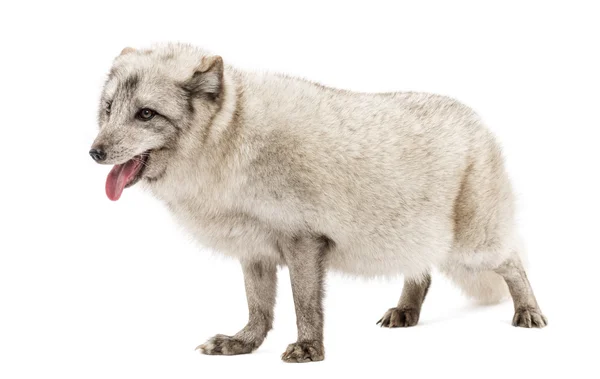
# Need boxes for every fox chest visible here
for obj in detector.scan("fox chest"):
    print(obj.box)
[163,196,283,263]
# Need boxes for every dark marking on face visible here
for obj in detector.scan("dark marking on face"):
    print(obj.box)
[142,147,171,183]
[122,74,139,97]
[211,83,243,150]
[144,168,167,183]
[180,86,196,114]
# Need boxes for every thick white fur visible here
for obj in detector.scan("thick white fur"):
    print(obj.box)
[109,44,519,304]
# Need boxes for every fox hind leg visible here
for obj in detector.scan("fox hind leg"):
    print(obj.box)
[494,256,547,328]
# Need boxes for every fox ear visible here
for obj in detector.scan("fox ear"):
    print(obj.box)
[184,55,224,100]
[119,47,136,56]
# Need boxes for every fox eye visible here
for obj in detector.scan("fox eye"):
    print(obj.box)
[105,101,112,114]
[136,108,156,121]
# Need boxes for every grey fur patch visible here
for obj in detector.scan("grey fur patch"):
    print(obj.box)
[276,234,329,362]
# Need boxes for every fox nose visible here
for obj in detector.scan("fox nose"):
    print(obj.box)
[89,148,106,162]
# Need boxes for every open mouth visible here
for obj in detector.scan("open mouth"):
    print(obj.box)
[105,153,149,201]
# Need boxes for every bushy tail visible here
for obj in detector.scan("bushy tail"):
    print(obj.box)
[442,265,510,305]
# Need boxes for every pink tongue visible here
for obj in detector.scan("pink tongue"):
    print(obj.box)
[105,159,142,201]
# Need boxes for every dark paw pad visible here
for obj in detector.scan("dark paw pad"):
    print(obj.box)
[512,308,548,328]
[281,341,324,363]
[196,334,255,355]
[377,307,420,327]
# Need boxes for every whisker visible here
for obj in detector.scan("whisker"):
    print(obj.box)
[133,156,150,168]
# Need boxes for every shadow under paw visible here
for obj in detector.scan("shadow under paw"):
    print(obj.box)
[281,341,324,363]
[196,334,255,355]
[377,307,420,327]
[512,307,548,328]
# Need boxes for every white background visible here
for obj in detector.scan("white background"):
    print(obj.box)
[1,1,599,378]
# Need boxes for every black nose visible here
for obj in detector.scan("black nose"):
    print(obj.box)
[89,148,106,162]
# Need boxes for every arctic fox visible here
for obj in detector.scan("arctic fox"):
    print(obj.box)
[90,43,546,363]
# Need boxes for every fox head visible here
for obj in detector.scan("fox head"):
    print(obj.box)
[90,43,224,200]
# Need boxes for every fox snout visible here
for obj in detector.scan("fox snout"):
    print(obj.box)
[89,130,140,165]
[89,147,106,162]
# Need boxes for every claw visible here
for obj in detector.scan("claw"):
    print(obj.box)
[512,308,547,329]
[377,307,420,328]
[281,341,324,363]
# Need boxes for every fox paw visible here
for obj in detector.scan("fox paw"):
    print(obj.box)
[281,341,324,363]
[377,307,420,327]
[512,308,548,328]
[196,334,255,355]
